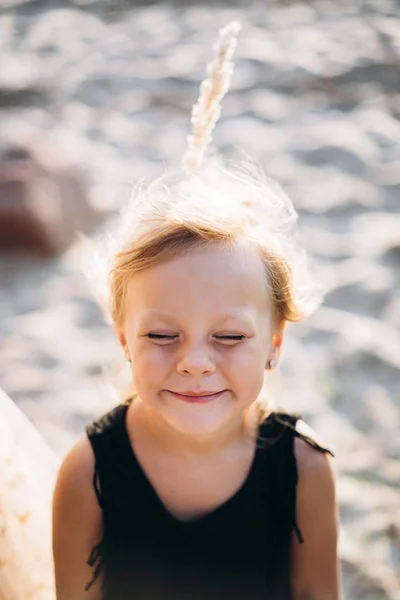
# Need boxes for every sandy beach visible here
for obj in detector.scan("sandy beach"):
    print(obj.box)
[0,0,399,597]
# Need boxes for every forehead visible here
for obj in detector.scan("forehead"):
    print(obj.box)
[124,243,271,320]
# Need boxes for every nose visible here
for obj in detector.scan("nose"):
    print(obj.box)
[176,343,216,377]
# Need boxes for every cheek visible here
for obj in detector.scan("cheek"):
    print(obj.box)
[132,344,169,378]
[224,344,266,388]
[226,352,264,404]
[228,340,267,370]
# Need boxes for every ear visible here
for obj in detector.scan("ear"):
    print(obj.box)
[114,325,130,362]
[265,321,285,369]
[272,332,283,360]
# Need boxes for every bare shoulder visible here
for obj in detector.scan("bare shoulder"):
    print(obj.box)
[295,419,334,476]
[55,433,96,485]
[52,435,103,600]
[291,420,341,600]
[53,434,102,519]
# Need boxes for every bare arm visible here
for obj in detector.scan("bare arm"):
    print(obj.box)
[52,435,103,600]
[290,421,342,600]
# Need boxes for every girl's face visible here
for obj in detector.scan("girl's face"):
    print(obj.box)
[117,242,281,438]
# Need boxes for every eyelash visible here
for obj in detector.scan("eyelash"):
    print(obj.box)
[147,334,245,342]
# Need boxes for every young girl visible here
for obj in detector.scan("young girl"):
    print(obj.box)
[52,22,341,600]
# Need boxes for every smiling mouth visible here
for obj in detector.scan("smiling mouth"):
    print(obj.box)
[166,390,226,403]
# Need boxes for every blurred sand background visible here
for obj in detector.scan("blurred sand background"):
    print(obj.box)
[0,0,399,598]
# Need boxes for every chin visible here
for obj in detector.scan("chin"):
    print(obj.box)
[161,404,237,436]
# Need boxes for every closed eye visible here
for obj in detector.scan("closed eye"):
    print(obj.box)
[146,334,245,344]
[147,334,178,340]
[214,335,245,343]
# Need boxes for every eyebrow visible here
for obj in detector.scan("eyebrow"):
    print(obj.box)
[217,311,253,323]
[139,309,254,324]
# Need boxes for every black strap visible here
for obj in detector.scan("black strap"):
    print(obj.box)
[85,416,115,590]
[273,412,335,457]
[85,541,105,591]
[269,412,334,545]
[294,521,304,544]
[292,430,335,457]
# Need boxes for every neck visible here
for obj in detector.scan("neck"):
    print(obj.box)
[129,398,260,459]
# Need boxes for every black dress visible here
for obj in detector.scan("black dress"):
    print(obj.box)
[85,402,333,600]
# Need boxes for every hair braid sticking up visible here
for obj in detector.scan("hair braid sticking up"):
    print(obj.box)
[181,21,242,177]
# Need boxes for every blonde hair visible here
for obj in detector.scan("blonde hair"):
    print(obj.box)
[80,22,324,417]
[105,158,322,328]
[81,158,323,416]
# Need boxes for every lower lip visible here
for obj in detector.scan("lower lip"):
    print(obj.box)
[167,391,225,403]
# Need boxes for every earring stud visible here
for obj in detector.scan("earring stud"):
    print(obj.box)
[268,359,277,369]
